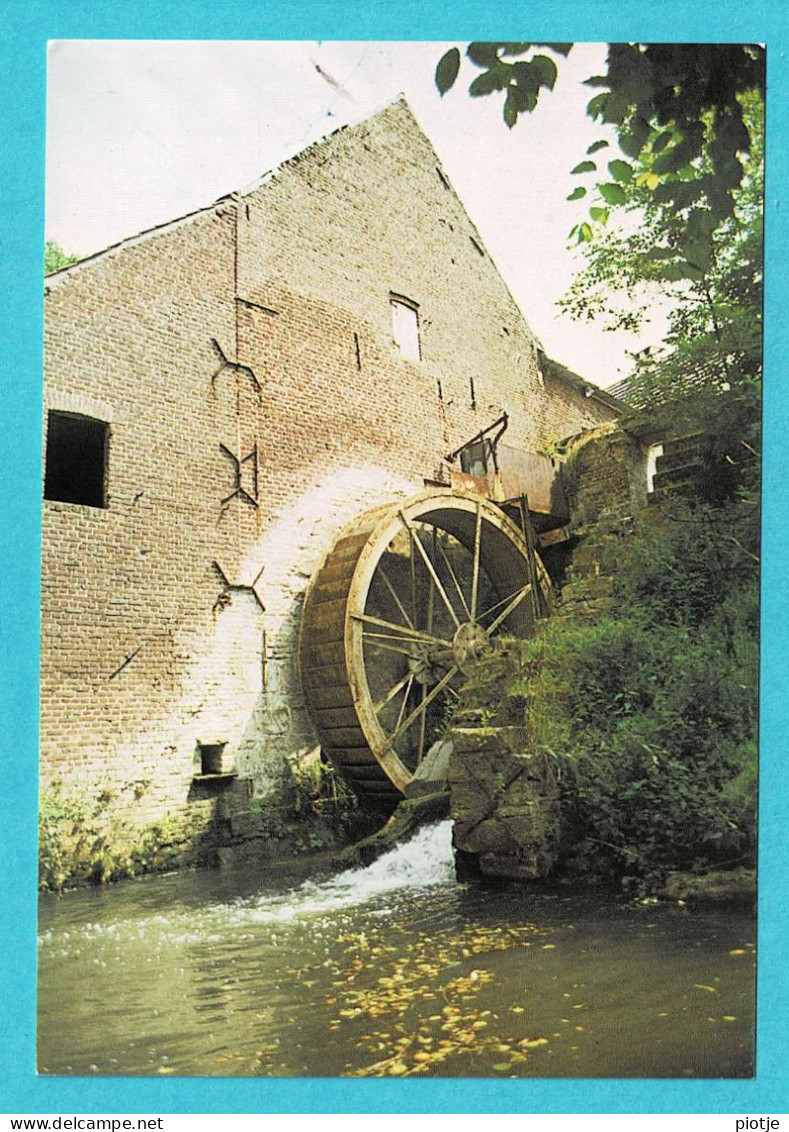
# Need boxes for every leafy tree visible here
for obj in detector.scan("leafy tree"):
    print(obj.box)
[436,43,765,272]
[562,88,763,490]
[44,239,78,274]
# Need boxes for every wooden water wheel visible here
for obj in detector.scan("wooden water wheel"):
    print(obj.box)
[298,489,548,807]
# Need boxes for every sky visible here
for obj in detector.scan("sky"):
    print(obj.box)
[45,40,668,389]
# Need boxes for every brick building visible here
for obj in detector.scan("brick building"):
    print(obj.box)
[42,97,618,855]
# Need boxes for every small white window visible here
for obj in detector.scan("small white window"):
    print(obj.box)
[646,443,664,493]
[390,295,421,362]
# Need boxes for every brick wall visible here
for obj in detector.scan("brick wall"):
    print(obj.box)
[42,98,616,855]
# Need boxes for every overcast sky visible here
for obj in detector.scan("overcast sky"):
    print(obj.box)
[46,40,667,388]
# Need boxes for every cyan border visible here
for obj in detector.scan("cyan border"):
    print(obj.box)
[2,0,785,1114]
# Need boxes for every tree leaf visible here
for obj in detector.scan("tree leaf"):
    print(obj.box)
[590,206,610,223]
[608,159,634,184]
[467,42,501,68]
[469,67,509,97]
[587,139,610,155]
[435,48,461,96]
[571,160,597,174]
[532,54,558,90]
[503,88,519,129]
[586,92,608,120]
[540,43,573,57]
[567,186,587,201]
[651,130,674,155]
[599,182,627,205]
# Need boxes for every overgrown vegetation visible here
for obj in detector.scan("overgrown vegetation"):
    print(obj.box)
[44,239,78,274]
[250,752,378,856]
[39,778,207,891]
[520,474,758,885]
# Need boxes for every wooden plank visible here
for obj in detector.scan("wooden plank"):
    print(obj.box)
[317,725,368,747]
[302,640,350,668]
[314,705,361,729]
[539,525,572,548]
[302,661,350,687]
[328,748,379,766]
[303,685,355,711]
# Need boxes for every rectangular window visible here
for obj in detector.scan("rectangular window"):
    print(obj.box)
[460,441,489,478]
[390,295,421,362]
[44,410,109,508]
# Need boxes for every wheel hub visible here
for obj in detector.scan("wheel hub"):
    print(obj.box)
[452,621,491,671]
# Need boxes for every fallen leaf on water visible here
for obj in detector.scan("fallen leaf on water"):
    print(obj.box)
[542,944,556,950]
[729,949,746,956]
[723,1016,737,1022]
[694,984,717,993]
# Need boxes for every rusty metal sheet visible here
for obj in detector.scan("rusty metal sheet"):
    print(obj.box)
[496,445,568,519]
[449,469,488,495]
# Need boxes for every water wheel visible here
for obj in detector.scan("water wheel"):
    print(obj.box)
[298,489,548,807]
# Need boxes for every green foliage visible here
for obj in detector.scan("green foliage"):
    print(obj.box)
[518,492,758,883]
[436,42,764,270]
[44,240,78,274]
[284,752,377,853]
[561,89,763,373]
[38,777,200,891]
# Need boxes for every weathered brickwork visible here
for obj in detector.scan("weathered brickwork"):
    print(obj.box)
[42,98,616,855]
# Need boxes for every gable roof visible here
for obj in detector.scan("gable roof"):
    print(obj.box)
[44,96,616,412]
[45,95,411,286]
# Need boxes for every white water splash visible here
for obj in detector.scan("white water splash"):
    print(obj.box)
[39,820,456,950]
[246,819,456,923]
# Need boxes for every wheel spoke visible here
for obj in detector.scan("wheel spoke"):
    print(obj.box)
[409,529,417,626]
[470,501,482,621]
[373,671,413,714]
[400,513,460,628]
[382,665,460,753]
[355,612,452,649]
[417,682,428,764]
[483,583,533,635]
[393,674,415,732]
[437,540,471,620]
[377,562,415,630]
[363,635,418,660]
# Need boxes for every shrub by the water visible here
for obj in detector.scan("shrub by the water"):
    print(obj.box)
[520,493,758,884]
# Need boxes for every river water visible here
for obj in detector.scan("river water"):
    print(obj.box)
[37,821,755,1078]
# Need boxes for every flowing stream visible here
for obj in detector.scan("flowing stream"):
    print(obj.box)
[38,821,755,1078]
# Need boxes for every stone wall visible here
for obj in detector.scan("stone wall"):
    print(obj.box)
[41,98,615,862]
[449,643,560,880]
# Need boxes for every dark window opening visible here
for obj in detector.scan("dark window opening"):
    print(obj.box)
[44,411,108,508]
[198,742,228,775]
[460,441,489,478]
